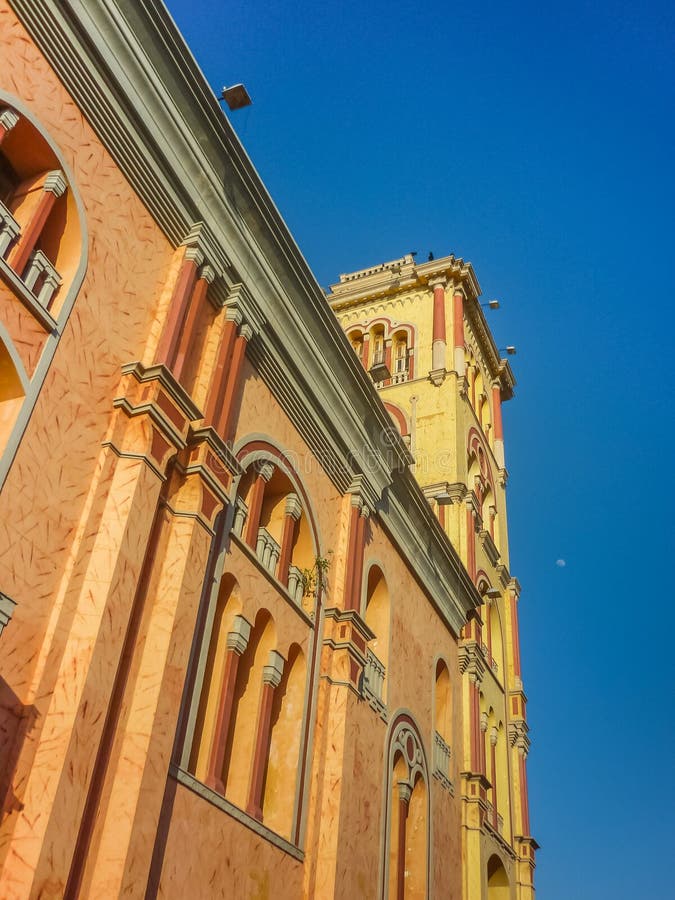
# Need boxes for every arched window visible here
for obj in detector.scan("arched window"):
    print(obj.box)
[433,659,453,790]
[392,329,409,382]
[232,458,315,610]
[487,854,510,899]
[362,565,390,714]
[262,642,306,836]
[384,717,429,900]
[349,329,365,365]
[0,98,85,488]
[0,104,79,315]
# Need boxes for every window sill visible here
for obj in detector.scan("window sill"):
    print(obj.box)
[171,765,304,862]
[0,255,58,332]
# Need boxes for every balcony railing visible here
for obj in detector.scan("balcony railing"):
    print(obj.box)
[0,202,62,309]
[232,496,248,538]
[484,800,504,835]
[286,564,305,607]
[23,249,62,310]
[362,648,386,715]
[433,731,453,792]
[0,199,20,257]
[256,526,280,576]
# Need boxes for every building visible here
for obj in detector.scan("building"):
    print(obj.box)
[0,1,536,898]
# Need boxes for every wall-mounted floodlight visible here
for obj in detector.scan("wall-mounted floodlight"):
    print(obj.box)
[499,346,517,356]
[220,84,252,110]
[481,299,500,310]
[485,587,501,600]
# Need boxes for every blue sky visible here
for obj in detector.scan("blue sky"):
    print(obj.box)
[165,1,675,896]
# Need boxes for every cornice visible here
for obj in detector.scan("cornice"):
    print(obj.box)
[327,252,481,311]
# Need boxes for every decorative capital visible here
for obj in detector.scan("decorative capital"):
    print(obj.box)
[262,649,285,687]
[0,109,19,132]
[199,263,217,285]
[183,245,205,267]
[489,726,498,747]
[428,276,447,290]
[480,711,488,733]
[428,367,447,387]
[239,322,254,342]
[284,492,303,521]
[226,615,251,655]
[43,170,67,198]
[397,781,412,804]
[254,460,275,482]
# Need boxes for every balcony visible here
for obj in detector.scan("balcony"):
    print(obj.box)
[368,349,390,383]
[432,730,453,793]
[485,799,504,836]
[362,648,386,716]
[255,526,281,576]
[0,201,62,311]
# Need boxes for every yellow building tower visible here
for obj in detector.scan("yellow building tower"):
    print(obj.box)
[328,252,537,900]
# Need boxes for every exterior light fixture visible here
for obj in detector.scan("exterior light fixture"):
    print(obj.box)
[220,84,252,110]
[499,346,517,356]
[481,299,500,310]
[485,587,501,600]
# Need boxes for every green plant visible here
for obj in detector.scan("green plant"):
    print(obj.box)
[301,551,332,598]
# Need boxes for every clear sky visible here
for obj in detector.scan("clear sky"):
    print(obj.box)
[165,1,675,896]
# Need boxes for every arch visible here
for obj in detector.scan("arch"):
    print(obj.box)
[381,712,430,900]
[222,608,277,809]
[487,854,510,899]
[234,436,322,560]
[384,401,409,438]
[262,642,306,838]
[189,573,243,781]
[434,658,452,743]
[0,91,88,490]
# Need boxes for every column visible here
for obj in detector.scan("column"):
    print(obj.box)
[244,462,275,548]
[384,338,393,382]
[172,263,216,384]
[396,782,411,900]
[276,493,303,586]
[469,677,482,772]
[0,108,19,145]
[465,499,476,581]
[479,711,488,777]
[8,170,67,276]
[453,290,466,376]
[213,323,252,440]
[246,650,285,821]
[429,277,447,379]
[155,245,204,369]
[205,616,251,793]
[203,314,239,427]
[344,497,368,611]
[519,748,531,835]
[492,381,505,468]
[490,726,498,828]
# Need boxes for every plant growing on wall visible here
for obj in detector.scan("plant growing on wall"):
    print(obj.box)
[301,551,332,598]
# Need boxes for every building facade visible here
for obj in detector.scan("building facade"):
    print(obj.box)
[0,1,535,898]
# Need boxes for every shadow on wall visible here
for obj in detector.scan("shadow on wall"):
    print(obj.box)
[0,676,38,822]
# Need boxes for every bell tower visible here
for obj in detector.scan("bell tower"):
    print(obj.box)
[328,252,537,900]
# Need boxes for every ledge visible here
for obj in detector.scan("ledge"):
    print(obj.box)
[0,256,58,332]
[170,765,304,862]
